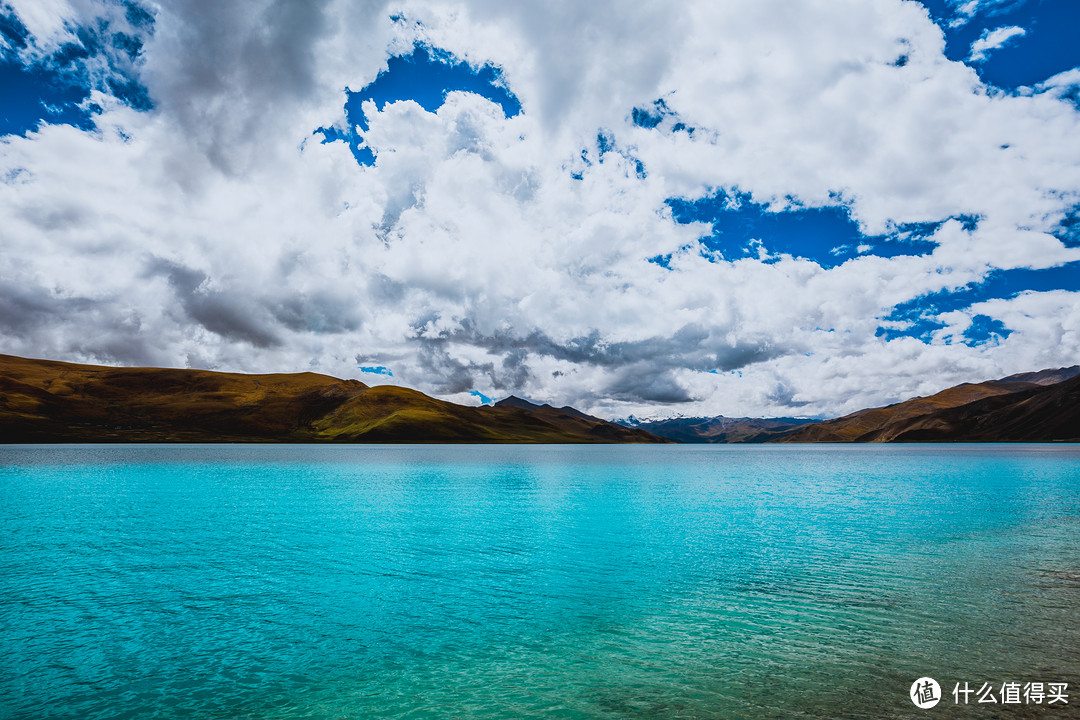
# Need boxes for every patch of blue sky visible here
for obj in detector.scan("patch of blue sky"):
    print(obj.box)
[122,1,154,30]
[961,314,1012,346]
[359,365,393,376]
[469,390,493,405]
[665,190,939,269]
[915,0,1080,89]
[317,43,521,166]
[1055,202,1080,247]
[573,130,646,180]
[877,259,1080,342]
[630,97,695,136]
[0,6,93,136]
[647,252,674,269]
[596,130,615,159]
[631,105,663,129]
[0,58,96,135]
[0,2,153,136]
[0,2,28,51]
[67,21,152,111]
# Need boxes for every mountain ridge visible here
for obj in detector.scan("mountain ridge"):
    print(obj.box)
[618,415,817,443]
[618,365,1080,444]
[0,354,667,444]
[776,366,1080,443]
[3,353,1076,444]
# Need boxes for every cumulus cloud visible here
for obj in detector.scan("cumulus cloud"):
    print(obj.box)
[968,25,1026,62]
[1,0,1079,420]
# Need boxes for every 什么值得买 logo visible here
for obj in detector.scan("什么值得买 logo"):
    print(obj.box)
[909,677,1069,708]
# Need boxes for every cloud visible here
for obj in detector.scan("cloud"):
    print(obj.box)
[1032,68,1080,108]
[968,25,1026,62]
[1,0,1079,420]
[948,1,981,28]
[947,0,1021,28]
[141,0,354,174]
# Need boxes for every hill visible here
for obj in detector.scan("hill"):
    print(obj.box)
[777,366,1080,443]
[0,354,666,444]
[875,373,1080,443]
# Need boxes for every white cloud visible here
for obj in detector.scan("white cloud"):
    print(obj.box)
[947,0,1020,29]
[1029,68,1080,105]
[968,25,1026,62]
[948,1,981,28]
[1,0,1079,421]
[4,0,79,52]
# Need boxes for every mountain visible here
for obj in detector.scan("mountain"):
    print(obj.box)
[0,354,667,444]
[495,395,600,422]
[621,415,817,443]
[865,373,1080,443]
[997,365,1080,385]
[777,366,1080,443]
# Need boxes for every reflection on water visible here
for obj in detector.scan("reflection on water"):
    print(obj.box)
[0,444,1078,719]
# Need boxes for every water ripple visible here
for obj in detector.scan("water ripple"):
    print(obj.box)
[1,444,1078,719]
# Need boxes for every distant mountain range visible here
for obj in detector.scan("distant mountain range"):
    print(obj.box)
[2,353,1077,444]
[0,354,665,444]
[617,415,817,443]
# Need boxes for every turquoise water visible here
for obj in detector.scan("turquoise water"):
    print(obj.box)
[1,444,1078,719]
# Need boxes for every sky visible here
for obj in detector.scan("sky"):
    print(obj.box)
[1,0,1079,421]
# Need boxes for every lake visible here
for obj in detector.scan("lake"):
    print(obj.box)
[1,444,1078,719]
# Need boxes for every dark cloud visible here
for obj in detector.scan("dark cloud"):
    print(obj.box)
[148,0,384,174]
[367,273,408,303]
[0,280,96,335]
[65,329,163,368]
[417,317,777,371]
[604,366,696,404]
[766,381,812,408]
[416,342,495,394]
[500,347,531,389]
[147,258,281,348]
[16,202,92,232]
[271,293,362,334]
[185,294,281,348]
[411,337,533,395]
[0,280,162,366]
[408,317,781,403]
[141,257,362,347]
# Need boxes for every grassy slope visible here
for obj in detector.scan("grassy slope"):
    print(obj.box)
[0,354,665,444]
[778,369,1080,443]
[776,381,1039,443]
[888,374,1080,442]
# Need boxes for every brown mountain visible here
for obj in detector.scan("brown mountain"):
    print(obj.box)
[0,354,666,444]
[997,366,1080,385]
[619,416,816,443]
[875,373,1080,443]
[777,366,1080,443]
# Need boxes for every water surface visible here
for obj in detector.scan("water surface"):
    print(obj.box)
[1,444,1078,719]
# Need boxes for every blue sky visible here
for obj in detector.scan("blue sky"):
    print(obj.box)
[918,0,1079,89]
[0,58,96,135]
[1,0,1079,418]
[0,0,151,136]
[316,44,520,166]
